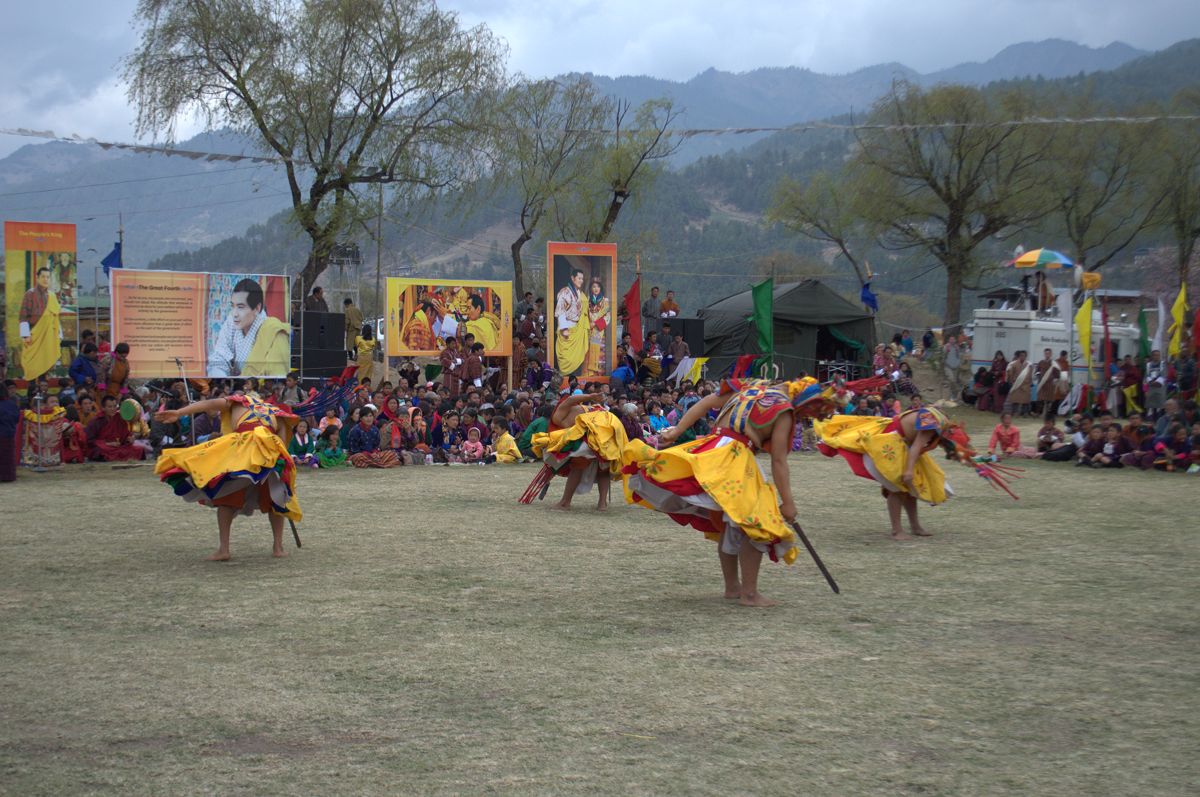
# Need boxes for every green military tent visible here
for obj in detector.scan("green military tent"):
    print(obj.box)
[697,279,875,378]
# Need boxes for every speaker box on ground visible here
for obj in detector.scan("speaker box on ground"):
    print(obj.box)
[301,312,346,350]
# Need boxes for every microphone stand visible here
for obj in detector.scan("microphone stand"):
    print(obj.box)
[175,358,195,446]
[31,392,47,473]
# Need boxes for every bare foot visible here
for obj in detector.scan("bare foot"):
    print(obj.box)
[890,531,915,541]
[910,526,933,537]
[206,551,231,561]
[738,593,778,608]
[272,548,288,558]
[723,588,742,600]
[596,502,609,512]
[554,503,572,511]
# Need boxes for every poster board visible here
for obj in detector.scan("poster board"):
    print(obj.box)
[546,242,617,380]
[3,221,77,376]
[386,278,512,357]
[111,268,290,378]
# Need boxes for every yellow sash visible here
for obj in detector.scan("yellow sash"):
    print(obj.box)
[22,292,61,379]
[555,317,588,375]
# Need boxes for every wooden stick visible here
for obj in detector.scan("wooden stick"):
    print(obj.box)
[288,518,302,548]
[789,520,840,594]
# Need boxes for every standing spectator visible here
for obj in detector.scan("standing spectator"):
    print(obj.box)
[1144,349,1168,420]
[921,329,935,359]
[101,342,132,399]
[659,289,680,321]
[354,323,379,386]
[0,384,17,483]
[1004,350,1033,416]
[69,343,100,389]
[899,329,914,355]
[980,350,1008,413]
[304,286,330,313]
[516,291,535,319]
[641,286,661,338]
[343,297,363,358]
[281,373,304,405]
[440,336,464,397]
[464,343,486,391]
[942,334,963,398]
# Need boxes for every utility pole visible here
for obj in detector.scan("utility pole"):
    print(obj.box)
[374,183,383,322]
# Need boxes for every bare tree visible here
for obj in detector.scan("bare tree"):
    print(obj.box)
[551,98,682,243]
[768,171,870,287]
[124,0,506,301]
[499,77,611,297]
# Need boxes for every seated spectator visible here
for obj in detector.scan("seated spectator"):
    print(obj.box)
[517,406,550,460]
[193,405,221,442]
[988,412,1038,459]
[1043,415,1092,462]
[489,417,520,463]
[1035,418,1066,454]
[85,395,145,462]
[1154,424,1191,472]
[461,426,486,463]
[61,415,88,464]
[126,398,154,458]
[289,419,319,468]
[1119,424,1158,470]
[316,426,348,468]
[1090,425,1129,468]
[347,408,399,468]
[1075,425,1106,466]
[318,406,342,434]
[378,411,415,466]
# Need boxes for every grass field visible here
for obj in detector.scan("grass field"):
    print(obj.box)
[1,411,1197,795]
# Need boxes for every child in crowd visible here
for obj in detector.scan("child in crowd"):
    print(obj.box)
[1076,426,1106,466]
[318,406,342,434]
[289,419,319,467]
[461,426,486,463]
[1036,418,1066,453]
[1092,425,1129,468]
[1154,425,1191,472]
[316,426,348,468]
[988,412,1038,459]
[490,417,520,463]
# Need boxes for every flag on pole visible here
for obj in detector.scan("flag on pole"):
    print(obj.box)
[1057,288,1074,384]
[1074,297,1093,381]
[1138,307,1151,359]
[101,242,123,276]
[622,276,642,353]
[1168,284,1187,357]
[860,281,878,313]
[1102,297,1114,378]
[750,277,774,365]
[1152,294,1168,354]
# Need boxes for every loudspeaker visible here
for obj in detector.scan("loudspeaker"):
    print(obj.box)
[671,317,705,356]
[302,312,345,350]
[300,348,348,379]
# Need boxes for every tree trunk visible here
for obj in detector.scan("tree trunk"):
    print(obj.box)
[1180,239,1196,287]
[510,233,530,299]
[294,247,332,306]
[943,262,966,332]
[596,190,629,241]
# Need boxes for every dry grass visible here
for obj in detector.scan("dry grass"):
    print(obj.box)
[0,410,1197,796]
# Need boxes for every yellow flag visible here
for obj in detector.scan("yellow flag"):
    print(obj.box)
[1168,285,1187,357]
[686,357,709,384]
[1074,297,1093,381]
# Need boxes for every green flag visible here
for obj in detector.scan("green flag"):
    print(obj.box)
[1138,307,1151,359]
[750,277,774,364]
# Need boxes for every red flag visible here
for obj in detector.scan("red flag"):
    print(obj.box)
[1192,305,1200,352]
[622,276,643,352]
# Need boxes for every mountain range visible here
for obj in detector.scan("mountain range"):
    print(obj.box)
[0,37,1182,296]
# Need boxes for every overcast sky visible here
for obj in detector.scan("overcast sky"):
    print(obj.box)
[1,0,1198,158]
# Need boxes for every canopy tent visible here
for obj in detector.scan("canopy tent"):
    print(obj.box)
[697,279,876,378]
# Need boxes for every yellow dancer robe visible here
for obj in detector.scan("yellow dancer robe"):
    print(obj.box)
[22,292,61,379]
[815,413,950,505]
[240,316,292,378]
[532,408,628,476]
[622,435,800,565]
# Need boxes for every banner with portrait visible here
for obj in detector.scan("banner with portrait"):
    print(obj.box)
[111,268,291,378]
[3,221,77,377]
[546,242,617,380]
[386,278,512,357]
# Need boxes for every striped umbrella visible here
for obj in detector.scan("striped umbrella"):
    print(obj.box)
[1010,248,1073,269]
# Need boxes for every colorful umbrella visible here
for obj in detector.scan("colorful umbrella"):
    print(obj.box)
[1010,248,1073,269]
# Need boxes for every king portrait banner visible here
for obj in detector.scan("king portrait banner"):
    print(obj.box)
[546,242,617,380]
[387,279,512,357]
[3,221,77,378]
[111,268,290,378]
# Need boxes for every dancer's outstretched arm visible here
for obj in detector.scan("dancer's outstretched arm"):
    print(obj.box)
[155,398,229,423]
[659,391,727,445]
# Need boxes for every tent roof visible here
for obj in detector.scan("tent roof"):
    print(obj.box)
[700,279,872,326]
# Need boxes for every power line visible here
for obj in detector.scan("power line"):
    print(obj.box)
[0,164,270,198]
[0,173,280,214]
